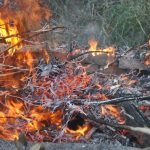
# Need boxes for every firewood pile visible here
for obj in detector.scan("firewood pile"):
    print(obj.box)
[0,0,150,150]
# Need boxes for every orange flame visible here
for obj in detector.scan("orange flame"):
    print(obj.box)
[65,124,90,140]
[144,52,150,65]
[0,0,51,32]
[0,0,51,70]
[88,39,115,59]
[0,99,62,141]
[0,0,51,56]
[101,105,125,124]
[91,94,125,124]
[148,39,150,46]
[0,17,22,55]
[0,1,54,141]
[0,1,126,141]
[88,39,98,56]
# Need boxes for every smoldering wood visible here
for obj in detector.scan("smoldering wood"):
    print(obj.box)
[122,103,150,127]
[119,49,150,70]
[73,43,150,72]
[78,112,150,137]
[67,44,150,76]
[70,53,108,66]
[71,95,150,106]
[68,51,108,63]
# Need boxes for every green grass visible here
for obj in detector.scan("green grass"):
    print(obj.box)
[48,0,150,47]
[103,0,150,46]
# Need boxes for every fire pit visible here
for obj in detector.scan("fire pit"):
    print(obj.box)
[0,0,150,150]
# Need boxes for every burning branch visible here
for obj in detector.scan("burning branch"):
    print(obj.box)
[0,26,66,41]
[1,26,66,55]
[68,50,113,61]
[80,113,150,136]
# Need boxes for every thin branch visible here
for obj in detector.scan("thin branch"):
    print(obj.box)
[2,26,66,54]
[0,70,27,77]
[0,26,66,41]
[68,50,112,61]
[80,113,150,136]
[71,95,150,105]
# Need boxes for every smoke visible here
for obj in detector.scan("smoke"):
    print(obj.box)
[84,23,100,40]
[0,0,51,32]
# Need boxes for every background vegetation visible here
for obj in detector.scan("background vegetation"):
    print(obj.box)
[48,0,150,47]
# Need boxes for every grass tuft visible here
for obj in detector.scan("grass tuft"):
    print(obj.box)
[48,0,150,47]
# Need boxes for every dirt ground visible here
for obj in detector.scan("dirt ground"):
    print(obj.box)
[0,139,142,150]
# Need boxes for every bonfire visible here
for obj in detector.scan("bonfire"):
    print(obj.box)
[0,0,150,150]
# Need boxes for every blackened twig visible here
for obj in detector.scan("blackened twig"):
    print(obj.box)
[80,113,150,135]
[68,50,112,61]
[71,95,150,105]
